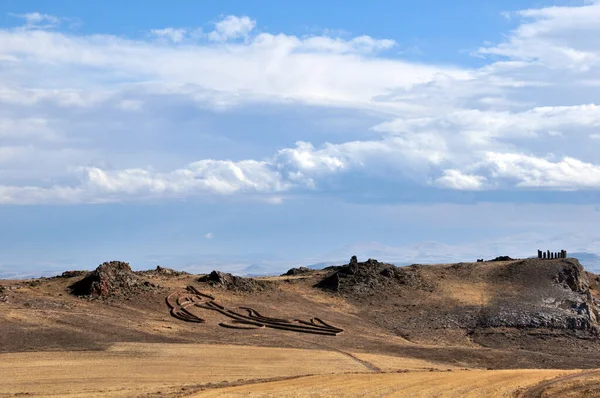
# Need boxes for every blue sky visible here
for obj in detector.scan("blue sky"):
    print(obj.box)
[1,0,600,277]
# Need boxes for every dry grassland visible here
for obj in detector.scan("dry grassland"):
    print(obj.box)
[191,369,581,398]
[0,342,440,397]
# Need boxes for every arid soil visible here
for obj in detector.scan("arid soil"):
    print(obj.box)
[1,258,600,396]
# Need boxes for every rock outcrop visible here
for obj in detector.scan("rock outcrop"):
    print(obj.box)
[315,257,433,294]
[282,267,312,276]
[489,256,515,262]
[198,270,272,292]
[69,261,158,297]
[460,259,600,333]
[138,266,187,277]
[57,271,87,279]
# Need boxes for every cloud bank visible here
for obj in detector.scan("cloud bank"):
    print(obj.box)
[1,2,600,204]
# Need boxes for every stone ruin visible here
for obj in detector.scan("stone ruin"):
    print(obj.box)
[538,250,567,260]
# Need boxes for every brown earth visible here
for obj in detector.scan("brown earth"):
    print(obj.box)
[2,257,600,396]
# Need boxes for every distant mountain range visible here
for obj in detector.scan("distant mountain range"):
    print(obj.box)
[570,252,600,273]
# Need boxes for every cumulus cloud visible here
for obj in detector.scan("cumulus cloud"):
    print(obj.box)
[208,15,256,42]
[478,1,600,70]
[435,170,486,190]
[1,3,600,204]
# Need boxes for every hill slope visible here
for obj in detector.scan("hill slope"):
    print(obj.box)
[1,257,600,371]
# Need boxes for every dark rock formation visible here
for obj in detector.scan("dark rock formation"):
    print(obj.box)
[490,256,514,262]
[476,259,600,333]
[198,270,272,292]
[315,257,433,294]
[282,267,312,276]
[69,261,158,297]
[138,265,187,277]
[57,270,88,279]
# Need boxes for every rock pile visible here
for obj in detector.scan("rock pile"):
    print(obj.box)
[56,270,87,279]
[315,256,433,294]
[282,266,312,276]
[69,261,159,297]
[139,265,187,277]
[490,256,514,262]
[198,270,272,292]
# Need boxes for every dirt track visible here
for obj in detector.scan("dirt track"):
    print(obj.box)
[518,370,600,397]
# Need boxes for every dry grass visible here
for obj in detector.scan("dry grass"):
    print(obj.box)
[348,352,463,372]
[191,369,579,398]
[437,281,490,306]
[0,343,372,397]
[3,341,594,398]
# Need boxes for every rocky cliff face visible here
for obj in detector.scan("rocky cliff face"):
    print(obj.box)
[475,258,600,333]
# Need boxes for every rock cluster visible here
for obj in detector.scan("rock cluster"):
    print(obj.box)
[69,261,158,297]
[57,270,87,279]
[139,265,187,277]
[198,270,272,292]
[490,256,514,262]
[282,267,312,276]
[315,257,433,294]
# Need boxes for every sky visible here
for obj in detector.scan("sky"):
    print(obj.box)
[1,0,600,277]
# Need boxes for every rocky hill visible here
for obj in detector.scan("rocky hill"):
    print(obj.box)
[2,256,600,370]
[69,261,161,298]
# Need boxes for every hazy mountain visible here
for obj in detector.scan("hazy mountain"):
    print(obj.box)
[570,252,600,273]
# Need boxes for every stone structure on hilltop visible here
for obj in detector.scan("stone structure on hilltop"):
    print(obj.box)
[538,250,567,259]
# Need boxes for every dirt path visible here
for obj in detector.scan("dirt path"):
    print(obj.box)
[519,369,600,398]
[289,336,382,372]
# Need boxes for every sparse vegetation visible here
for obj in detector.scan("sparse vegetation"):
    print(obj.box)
[2,257,600,396]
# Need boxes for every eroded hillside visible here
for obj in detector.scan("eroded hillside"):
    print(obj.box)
[2,258,600,370]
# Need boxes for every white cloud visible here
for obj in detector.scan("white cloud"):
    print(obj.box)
[150,28,188,43]
[208,15,256,42]
[435,170,486,190]
[478,1,600,70]
[204,232,214,239]
[484,152,600,189]
[9,12,62,29]
[300,35,396,54]
[2,3,600,204]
